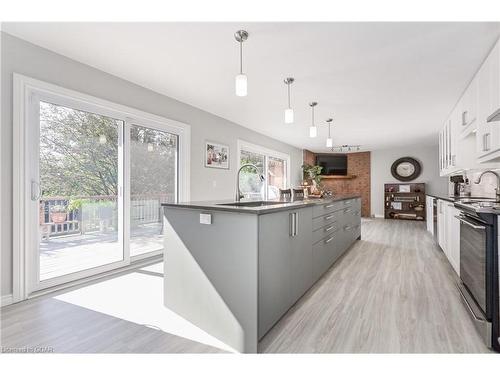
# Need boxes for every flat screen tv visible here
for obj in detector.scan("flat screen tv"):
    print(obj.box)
[315,154,348,176]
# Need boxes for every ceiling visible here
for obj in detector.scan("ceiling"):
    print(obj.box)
[4,22,500,152]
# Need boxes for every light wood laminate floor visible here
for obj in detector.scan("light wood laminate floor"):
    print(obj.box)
[260,218,490,353]
[0,264,224,353]
[1,219,490,353]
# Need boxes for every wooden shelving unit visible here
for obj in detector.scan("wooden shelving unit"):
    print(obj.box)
[384,183,426,221]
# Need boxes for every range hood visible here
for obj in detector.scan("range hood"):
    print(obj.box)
[487,108,500,123]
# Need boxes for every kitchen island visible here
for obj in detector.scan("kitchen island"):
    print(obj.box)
[162,195,361,353]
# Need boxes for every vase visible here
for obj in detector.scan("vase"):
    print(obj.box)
[51,212,67,224]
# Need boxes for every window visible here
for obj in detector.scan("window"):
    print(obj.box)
[237,140,291,200]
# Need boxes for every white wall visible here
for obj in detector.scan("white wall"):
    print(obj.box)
[0,32,303,298]
[370,144,448,218]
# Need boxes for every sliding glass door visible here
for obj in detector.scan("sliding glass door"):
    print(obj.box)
[36,101,125,283]
[129,124,178,258]
[22,80,187,295]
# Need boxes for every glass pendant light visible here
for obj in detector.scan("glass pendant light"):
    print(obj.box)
[234,30,249,97]
[309,102,318,138]
[325,118,333,147]
[284,77,295,124]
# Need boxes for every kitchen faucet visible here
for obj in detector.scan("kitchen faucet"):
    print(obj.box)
[236,164,265,201]
[475,170,500,201]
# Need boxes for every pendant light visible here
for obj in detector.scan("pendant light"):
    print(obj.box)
[325,118,333,147]
[309,102,318,138]
[234,30,249,97]
[284,77,295,124]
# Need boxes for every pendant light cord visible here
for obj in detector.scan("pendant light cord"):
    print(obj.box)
[287,83,291,108]
[239,41,243,74]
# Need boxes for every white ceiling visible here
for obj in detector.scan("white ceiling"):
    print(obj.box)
[4,22,500,152]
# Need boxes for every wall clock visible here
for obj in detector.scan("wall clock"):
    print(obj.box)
[390,157,421,182]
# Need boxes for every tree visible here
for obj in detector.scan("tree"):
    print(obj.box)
[39,102,177,201]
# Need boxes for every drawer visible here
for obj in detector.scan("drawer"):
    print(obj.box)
[312,200,343,218]
[312,231,339,279]
[343,222,361,245]
[347,207,361,225]
[342,197,360,209]
[312,222,340,244]
[312,210,340,230]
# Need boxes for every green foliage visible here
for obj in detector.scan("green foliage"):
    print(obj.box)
[40,102,119,197]
[302,163,323,185]
[39,103,177,199]
[68,198,116,212]
[50,204,67,213]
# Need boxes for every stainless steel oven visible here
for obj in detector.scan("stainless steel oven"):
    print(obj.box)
[456,211,493,347]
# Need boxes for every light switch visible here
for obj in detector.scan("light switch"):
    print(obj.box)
[200,213,212,225]
[212,180,217,188]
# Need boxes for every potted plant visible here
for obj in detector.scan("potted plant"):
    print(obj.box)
[50,204,68,224]
[302,164,323,195]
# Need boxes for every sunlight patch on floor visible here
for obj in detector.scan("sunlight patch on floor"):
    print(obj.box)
[54,262,235,352]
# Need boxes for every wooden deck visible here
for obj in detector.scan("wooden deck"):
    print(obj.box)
[40,225,163,280]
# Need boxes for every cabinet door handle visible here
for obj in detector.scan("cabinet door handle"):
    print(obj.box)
[483,133,491,152]
[294,212,298,237]
[289,213,295,237]
[325,236,334,244]
[462,110,468,126]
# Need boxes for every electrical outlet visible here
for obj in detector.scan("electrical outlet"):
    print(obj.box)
[200,213,212,225]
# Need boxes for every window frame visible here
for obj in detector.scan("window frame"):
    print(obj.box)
[237,139,291,200]
[13,74,190,301]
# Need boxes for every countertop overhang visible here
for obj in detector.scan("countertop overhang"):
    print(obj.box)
[161,195,361,215]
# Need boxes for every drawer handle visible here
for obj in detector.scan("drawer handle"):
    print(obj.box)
[325,214,334,220]
[325,204,335,208]
[344,225,351,231]
[325,225,335,232]
[343,208,351,213]
[344,200,351,205]
[325,236,334,244]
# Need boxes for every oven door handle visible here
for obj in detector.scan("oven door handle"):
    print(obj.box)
[457,284,486,323]
[454,215,486,230]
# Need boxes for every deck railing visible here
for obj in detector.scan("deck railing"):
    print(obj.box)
[40,194,174,238]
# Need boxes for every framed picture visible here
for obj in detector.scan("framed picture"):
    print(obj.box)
[205,141,230,169]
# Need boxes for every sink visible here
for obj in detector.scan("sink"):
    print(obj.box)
[217,201,284,207]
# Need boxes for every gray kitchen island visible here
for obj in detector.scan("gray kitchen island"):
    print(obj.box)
[162,196,361,353]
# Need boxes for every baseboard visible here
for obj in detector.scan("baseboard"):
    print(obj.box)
[373,214,384,219]
[1,294,13,307]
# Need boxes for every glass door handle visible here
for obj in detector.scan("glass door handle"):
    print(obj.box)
[31,180,42,201]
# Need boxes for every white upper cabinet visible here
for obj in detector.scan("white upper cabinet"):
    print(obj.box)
[459,76,478,138]
[439,37,500,175]
[477,39,500,162]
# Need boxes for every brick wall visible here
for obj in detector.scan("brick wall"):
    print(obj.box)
[303,150,371,217]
